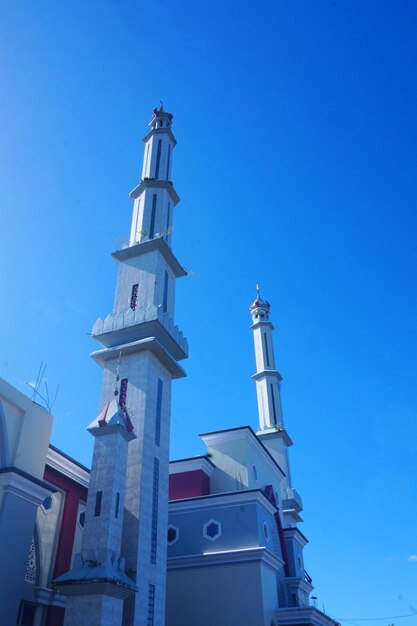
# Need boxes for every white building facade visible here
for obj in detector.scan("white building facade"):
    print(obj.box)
[165,293,338,626]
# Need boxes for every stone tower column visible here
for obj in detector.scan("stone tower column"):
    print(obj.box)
[54,402,137,626]
[90,105,188,626]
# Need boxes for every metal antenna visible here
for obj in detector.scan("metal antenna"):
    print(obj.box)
[27,362,59,412]
[30,361,46,401]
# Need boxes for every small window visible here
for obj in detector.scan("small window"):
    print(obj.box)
[263,521,270,541]
[130,284,139,310]
[167,525,179,545]
[147,583,155,626]
[78,509,86,529]
[166,201,171,239]
[252,464,258,481]
[155,140,162,179]
[263,333,270,366]
[94,491,102,517]
[144,144,151,174]
[115,492,120,519]
[166,145,171,180]
[203,519,221,541]
[150,194,157,239]
[150,458,160,563]
[162,271,169,313]
[270,383,277,423]
[41,495,54,514]
[155,379,163,446]
[119,378,128,409]
[17,602,36,625]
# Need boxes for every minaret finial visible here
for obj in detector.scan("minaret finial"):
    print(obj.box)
[249,288,270,322]
[159,100,164,111]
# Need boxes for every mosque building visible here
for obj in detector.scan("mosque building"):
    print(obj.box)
[0,107,338,626]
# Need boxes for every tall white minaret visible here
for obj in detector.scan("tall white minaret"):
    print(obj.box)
[90,105,188,626]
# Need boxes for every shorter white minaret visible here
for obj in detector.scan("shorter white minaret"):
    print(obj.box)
[250,286,283,430]
[250,288,313,607]
[54,397,137,626]
[250,287,303,526]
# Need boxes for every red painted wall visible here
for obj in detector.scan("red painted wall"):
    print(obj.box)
[169,470,210,500]
[45,606,65,626]
[43,464,88,626]
[43,465,88,578]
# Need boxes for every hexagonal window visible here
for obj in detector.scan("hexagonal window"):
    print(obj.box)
[203,519,221,541]
[41,495,54,514]
[167,525,179,545]
[78,509,86,529]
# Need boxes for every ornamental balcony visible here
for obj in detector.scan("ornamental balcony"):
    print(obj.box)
[282,487,303,513]
[91,304,188,362]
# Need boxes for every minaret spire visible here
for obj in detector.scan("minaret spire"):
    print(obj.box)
[129,105,177,248]
[249,288,283,430]
[251,289,305,530]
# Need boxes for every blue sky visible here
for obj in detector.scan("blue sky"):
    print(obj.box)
[1,1,417,623]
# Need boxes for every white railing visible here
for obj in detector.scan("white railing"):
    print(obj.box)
[91,305,188,354]
[282,487,303,510]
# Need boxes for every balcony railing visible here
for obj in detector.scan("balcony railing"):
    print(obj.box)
[91,305,188,355]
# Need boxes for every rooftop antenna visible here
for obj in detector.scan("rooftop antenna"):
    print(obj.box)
[27,362,59,413]
[30,361,46,401]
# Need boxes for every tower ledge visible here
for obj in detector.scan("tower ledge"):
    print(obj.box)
[112,237,186,278]
[143,125,177,147]
[257,427,294,448]
[252,369,282,382]
[250,319,275,331]
[129,178,180,206]
[273,607,340,626]
[90,336,187,379]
